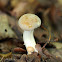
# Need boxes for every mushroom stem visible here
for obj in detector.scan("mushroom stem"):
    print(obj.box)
[23,30,38,54]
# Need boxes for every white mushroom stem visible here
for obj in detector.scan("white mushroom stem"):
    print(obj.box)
[23,30,38,54]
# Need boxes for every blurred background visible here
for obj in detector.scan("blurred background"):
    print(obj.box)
[0,0,62,62]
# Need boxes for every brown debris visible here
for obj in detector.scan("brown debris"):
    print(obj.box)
[14,47,26,53]
[11,2,28,18]
[35,44,62,62]
[20,53,41,62]
[11,0,40,18]
[0,0,9,8]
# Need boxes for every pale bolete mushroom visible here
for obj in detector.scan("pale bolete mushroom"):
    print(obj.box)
[18,14,41,54]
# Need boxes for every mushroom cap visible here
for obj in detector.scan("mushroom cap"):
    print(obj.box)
[18,14,41,31]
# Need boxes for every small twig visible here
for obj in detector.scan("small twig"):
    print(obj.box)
[42,33,51,49]
[42,40,49,49]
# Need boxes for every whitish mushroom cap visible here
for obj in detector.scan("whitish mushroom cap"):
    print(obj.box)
[18,14,41,30]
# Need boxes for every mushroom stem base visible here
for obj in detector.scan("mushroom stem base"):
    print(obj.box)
[23,30,38,54]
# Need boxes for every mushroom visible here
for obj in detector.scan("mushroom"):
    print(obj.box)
[18,14,41,54]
